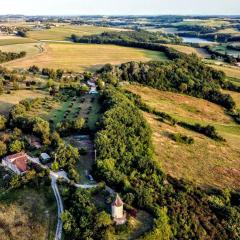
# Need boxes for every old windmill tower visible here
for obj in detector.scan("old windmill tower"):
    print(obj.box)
[111,194,126,225]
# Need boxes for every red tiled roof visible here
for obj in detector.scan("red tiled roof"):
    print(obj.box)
[112,194,124,207]
[13,158,27,172]
[6,152,26,162]
[6,152,28,172]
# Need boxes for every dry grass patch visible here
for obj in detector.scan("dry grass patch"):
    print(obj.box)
[125,84,232,125]
[3,42,166,71]
[0,187,56,240]
[162,44,210,58]
[125,84,240,189]
[144,112,240,190]
[210,64,240,79]
[0,90,48,115]
[0,42,43,57]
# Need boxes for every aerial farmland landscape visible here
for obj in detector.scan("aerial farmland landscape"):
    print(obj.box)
[0,1,239,240]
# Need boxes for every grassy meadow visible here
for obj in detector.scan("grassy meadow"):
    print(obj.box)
[27,25,128,41]
[124,84,240,190]
[3,42,167,71]
[0,90,48,115]
[0,185,56,240]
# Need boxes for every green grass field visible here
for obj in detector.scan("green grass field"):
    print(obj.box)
[27,25,127,41]
[124,84,240,190]
[3,42,167,72]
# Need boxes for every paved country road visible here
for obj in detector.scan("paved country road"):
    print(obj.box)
[28,157,97,240]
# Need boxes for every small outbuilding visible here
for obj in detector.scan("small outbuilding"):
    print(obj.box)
[40,153,51,164]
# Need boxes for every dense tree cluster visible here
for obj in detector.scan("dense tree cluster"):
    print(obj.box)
[0,50,26,64]
[93,87,240,239]
[61,187,114,240]
[71,29,182,44]
[99,55,236,110]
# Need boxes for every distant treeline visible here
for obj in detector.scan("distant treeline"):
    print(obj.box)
[0,50,26,64]
[71,29,182,44]
[99,55,236,110]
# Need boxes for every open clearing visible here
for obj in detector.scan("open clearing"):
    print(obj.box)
[0,90,48,115]
[3,42,167,71]
[0,185,56,240]
[28,25,128,41]
[162,44,210,58]
[125,84,240,190]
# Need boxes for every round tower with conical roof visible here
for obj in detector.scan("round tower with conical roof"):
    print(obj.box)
[112,194,123,218]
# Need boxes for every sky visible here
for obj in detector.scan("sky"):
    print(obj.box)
[0,0,240,16]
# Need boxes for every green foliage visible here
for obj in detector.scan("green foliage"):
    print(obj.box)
[93,87,239,239]
[9,140,24,153]
[71,29,182,44]
[0,141,7,157]
[0,115,7,130]
[100,54,237,110]
[141,207,172,240]
[0,50,26,64]
[169,133,194,144]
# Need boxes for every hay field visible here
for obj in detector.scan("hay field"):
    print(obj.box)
[162,43,211,58]
[28,25,128,41]
[0,35,36,46]
[209,64,240,79]
[0,90,48,115]
[125,84,240,190]
[3,42,167,71]
[0,42,43,58]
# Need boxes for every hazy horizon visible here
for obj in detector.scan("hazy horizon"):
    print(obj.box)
[1,0,240,16]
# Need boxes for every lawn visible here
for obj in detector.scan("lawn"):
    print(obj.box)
[124,84,240,190]
[3,42,167,72]
[0,90,48,115]
[162,43,211,58]
[0,185,56,240]
[27,25,128,41]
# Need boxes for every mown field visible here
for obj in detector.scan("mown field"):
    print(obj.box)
[209,64,240,80]
[0,42,43,58]
[3,42,167,71]
[27,25,128,41]
[124,84,240,190]
[0,35,36,46]
[0,184,56,240]
[162,43,210,58]
[0,90,48,115]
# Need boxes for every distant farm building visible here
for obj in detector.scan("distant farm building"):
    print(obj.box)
[2,152,30,175]
[111,194,127,225]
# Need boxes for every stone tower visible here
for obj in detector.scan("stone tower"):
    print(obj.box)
[111,194,126,225]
